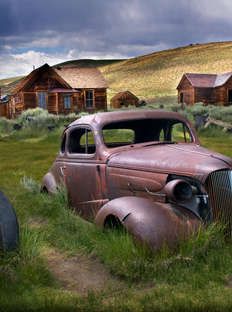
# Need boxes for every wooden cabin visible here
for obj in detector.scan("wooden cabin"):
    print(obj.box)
[8,63,107,118]
[110,90,139,109]
[177,72,232,106]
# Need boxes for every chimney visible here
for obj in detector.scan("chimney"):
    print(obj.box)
[33,65,35,70]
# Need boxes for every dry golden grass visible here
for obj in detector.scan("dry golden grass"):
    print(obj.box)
[100,41,232,100]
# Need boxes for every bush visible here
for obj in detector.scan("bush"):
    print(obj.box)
[0,108,86,139]
[0,117,15,135]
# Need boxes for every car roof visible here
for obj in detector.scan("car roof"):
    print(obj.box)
[68,110,189,128]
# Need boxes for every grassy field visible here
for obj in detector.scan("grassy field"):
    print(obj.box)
[0,123,232,311]
[2,41,232,102]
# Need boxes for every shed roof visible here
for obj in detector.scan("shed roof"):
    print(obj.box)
[54,67,108,89]
[111,90,139,101]
[178,72,232,89]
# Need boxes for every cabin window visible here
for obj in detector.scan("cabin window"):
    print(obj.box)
[63,95,71,109]
[38,92,47,109]
[68,127,96,154]
[85,90,94,108]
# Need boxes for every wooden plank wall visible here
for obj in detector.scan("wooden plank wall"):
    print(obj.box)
[177,77,195,105]
[0,103,7,117]
[214,78,232,105]
[94,88,107,110]
[195,88,214,104]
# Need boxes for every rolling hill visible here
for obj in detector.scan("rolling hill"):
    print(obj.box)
[2,41,232,102]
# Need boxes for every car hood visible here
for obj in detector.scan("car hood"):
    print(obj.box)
[107,143,232,181]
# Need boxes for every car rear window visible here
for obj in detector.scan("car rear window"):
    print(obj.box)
[103,129,135,147]
[102,118,192,148]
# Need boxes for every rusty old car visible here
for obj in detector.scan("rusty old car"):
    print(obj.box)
[0,191,19,251]
[42,110,232,250]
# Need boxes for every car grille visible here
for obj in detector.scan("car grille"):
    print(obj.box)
[206,170,232,236]
[205,169,232,235]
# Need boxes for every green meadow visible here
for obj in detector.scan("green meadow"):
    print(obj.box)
[0,110,232,311]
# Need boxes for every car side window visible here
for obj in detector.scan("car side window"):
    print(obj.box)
[68,127,96,154]
[171,122,192,143]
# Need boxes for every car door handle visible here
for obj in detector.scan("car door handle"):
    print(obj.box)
[60,166,66,176]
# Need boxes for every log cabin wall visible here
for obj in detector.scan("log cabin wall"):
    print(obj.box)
[194,88,214,104]
[94,88,107,111]
[0,103,7,117]
[214,77,232,105]
[177,77,195,105]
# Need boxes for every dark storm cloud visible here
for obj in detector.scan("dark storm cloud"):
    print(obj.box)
[0,1,17,36]
[1,0,232,53]
[1,0,232,77]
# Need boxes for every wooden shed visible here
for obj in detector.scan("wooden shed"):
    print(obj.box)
[177,72,232,106]
[110,90,139,109]
[8,63,108,118]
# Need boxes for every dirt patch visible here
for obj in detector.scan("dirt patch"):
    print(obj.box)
[225,275,232,288]
[43,248,124,294]
[28,217,48,229]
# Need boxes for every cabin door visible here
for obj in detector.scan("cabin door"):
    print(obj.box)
[228,90,232,104]
[38,92,47,109]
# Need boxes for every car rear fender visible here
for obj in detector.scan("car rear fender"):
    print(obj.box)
[95,196,201,250]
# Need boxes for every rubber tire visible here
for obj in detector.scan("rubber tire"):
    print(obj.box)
[0,191,19,251]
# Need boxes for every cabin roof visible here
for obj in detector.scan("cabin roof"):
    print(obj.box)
[178,72,232,89]
[12,63,70,94]
[11,63,108,94]
[54,67,108,89]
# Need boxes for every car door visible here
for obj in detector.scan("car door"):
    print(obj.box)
[63,125,106,220]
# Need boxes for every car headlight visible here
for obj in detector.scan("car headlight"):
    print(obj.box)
[164,179,193,202]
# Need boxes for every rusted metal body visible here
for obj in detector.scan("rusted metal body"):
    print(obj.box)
[42,110,232,250]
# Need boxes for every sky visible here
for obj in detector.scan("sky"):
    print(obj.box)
[0,0,232,79]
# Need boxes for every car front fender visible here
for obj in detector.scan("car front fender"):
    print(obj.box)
[41,172,57,194]
[95,196,201,250]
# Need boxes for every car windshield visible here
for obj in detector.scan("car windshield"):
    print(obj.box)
[102,118,192,148]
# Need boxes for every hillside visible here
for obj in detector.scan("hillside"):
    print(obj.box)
[0,76,23,95]
[57,59,124,68]
[100,41,232,101]
[2,41,232,101]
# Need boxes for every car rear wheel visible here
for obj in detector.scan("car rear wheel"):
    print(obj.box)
[0,191,19,252]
